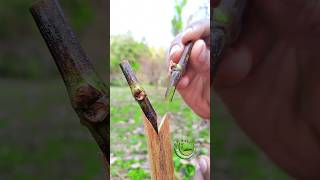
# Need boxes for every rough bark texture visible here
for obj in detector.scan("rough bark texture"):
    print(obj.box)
[143,113,174,180]
[30,0,109,177]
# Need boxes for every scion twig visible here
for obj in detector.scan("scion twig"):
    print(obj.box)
[165,41,194,102]
[119,60,158,133]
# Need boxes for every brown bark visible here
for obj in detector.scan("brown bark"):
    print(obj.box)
[30,0,109,177]
[120,60,174,179]
[120,60,158,133]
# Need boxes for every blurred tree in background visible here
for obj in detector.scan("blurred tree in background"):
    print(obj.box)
[110,33,150,85]
[171,0,187,36]
[139,47,167,86]
[110,33,167,86]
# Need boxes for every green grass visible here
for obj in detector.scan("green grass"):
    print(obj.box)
[0,79,289,179]
[0,79,105,179]
[110,85,210,179]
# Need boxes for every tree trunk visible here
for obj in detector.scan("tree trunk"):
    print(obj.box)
[30,0,110,177]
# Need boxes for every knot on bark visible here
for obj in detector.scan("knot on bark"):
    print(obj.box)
[72,84,108,123]
[170,63,182,72]
[131,85,146,101]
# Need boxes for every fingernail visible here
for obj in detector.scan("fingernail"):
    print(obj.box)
[182,27,193,37]
[199,157,208,173]
[169,45,181,57]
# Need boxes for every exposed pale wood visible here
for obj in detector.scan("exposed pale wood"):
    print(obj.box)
[143,113,174,180]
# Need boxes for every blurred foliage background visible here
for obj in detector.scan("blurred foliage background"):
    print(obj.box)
[110,86,210,179]
[110,33,167,87]
[0,0,108,179]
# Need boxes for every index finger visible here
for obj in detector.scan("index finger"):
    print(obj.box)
[182,20,210,44]
[168,33,184,64]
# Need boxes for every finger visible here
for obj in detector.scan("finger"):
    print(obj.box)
[182,20,210,44]
[190,39,210,72]
[193,159,205,180]
[177,76,190,89]
[193,156,210,180]
[215,9,273,88]
[215,46,253,87]
[177,68,195,89]
[168,34,184,63]
[200,156,210,179]
[193,169,205,180]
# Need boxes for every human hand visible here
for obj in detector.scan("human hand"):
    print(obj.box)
[193,156,210,180]
[168,20,210,119]
[215,0,320,178]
